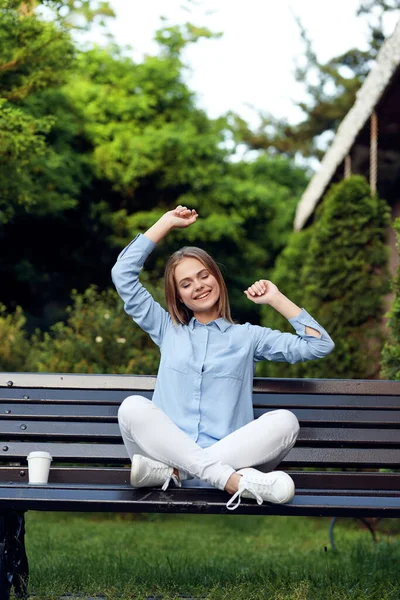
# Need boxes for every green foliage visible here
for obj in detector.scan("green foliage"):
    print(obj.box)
[259,228,313,340]
[259,176,390,379]
[37,0,115,30]
[0,0,77,222]
[154,22,221,57]
[26,285,161,374]
[0,1,75,103]
[0,304,30,371]
[381,218,400,379]
[0,6,309,329]
[0,0,113,223]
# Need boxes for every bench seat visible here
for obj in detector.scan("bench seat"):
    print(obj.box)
[0,481,399,517]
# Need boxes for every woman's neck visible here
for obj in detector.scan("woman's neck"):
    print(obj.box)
[193,308,220,324]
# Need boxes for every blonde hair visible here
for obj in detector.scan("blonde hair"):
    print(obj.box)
[164,247,233,326]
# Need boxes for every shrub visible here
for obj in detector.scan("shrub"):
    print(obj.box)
[258,176,390,379]
[0,304,30,371]
[381,218,400,379]
[26,285,161,374]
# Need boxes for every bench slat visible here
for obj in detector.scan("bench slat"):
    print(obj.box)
[2,442,400,467]
[2,391,400,409]
[3,373,400,395]
[0,373,156,391]
[2,404,400,427]
[1,421,400,447]
[0,390,152,403]
[297,427,400,445]
[0,403,117,420]
[254,408,400,426]
[1,467,399,491]
[253,394,400,409]
[0,484,398,517]
[0,420,121,438]
[0,481,397,497]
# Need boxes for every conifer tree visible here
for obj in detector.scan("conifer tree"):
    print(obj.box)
[259,176,390,379]
[381,219,400,379]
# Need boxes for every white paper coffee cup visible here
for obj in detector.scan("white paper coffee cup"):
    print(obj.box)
[27,451,52,484]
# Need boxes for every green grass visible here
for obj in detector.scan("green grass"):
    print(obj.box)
[13,512,400,600]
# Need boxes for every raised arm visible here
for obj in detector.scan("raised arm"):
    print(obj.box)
[111,206,198,347]
[244,279,335,362]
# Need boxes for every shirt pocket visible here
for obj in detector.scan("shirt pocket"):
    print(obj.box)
[162,329,189,374]
[213,368,243,381]
[212,344,247,381]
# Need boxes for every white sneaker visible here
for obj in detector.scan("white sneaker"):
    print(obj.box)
[226,469,295,511]
[130,455,181,491]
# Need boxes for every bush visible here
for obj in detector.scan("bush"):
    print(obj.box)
[381,218,400,379]
[26,284,161,374]
[258,176,390,379]
[0,304,30,371]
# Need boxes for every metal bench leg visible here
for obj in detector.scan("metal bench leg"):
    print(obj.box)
[357,518,378,544]
[329,517,337,551]
[0,512,29,600]
[329,517,380,553]
[0,512,12,600]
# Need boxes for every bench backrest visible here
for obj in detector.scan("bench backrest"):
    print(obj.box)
[1,373,400,489]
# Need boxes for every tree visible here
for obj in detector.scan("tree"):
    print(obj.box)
[234,0,400,160]
[1,14,309,329]
[0,0,115,325]
[381,218,400,379]
[0,0,76,223]
[258,176,390,379]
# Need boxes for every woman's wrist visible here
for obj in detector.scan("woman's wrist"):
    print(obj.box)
[268,291,302,320]
[143,215,173,244]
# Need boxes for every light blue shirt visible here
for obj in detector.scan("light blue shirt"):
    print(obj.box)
[112,233,335,448]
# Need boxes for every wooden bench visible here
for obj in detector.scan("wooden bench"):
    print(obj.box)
[0,372,399,599]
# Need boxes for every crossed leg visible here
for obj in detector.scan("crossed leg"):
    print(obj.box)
[118,395,300,492]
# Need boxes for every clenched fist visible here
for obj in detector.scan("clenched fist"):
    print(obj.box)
[162,205,198,229]
[244,280,280,305]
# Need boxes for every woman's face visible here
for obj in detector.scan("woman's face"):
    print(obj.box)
[174,257,220,320]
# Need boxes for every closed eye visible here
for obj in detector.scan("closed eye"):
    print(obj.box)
[179,270,209,288]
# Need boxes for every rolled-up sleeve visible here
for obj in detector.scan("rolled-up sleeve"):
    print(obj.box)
[111,233,171,347]
[253,309,335,363]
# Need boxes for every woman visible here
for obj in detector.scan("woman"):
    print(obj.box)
[112,206,334,510]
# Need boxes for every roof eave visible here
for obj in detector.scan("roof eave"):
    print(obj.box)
[294,18,400,231]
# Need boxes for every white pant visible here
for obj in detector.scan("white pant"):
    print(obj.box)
[118,395,300,491]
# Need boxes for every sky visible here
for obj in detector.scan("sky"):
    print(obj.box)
[86,0,400,128]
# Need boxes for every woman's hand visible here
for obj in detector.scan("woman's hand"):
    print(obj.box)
[244,279,280,305]
[144,205,198,244]
[244,280,311,327]
[162,205,198,229]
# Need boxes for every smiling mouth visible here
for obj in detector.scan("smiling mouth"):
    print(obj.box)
[194,291,211,301]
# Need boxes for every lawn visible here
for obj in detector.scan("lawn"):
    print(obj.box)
[13,511,400,600]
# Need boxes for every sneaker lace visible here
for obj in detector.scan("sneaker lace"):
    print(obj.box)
[225,485,263,511]
[161,472,181,492]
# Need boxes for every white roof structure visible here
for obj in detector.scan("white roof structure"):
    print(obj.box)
[294,18,400,231]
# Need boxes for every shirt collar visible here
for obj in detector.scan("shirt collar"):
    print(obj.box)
[188,317,232,332]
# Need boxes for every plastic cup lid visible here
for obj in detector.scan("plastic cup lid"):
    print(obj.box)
[27,451,53,460]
